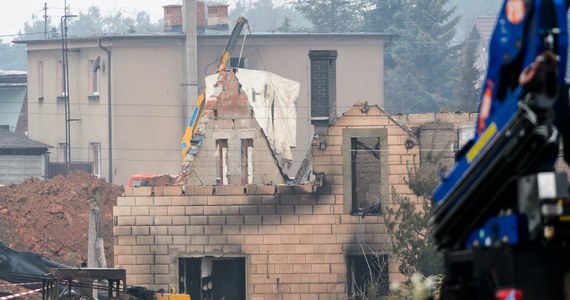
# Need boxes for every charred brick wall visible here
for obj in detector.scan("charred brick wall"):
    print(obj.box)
[114,103,421,299]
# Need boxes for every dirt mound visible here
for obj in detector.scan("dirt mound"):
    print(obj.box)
[146,174,176,186]
[0,170,123,267]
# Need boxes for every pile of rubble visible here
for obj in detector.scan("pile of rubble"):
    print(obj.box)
[146,174,176,186]
[0,171,123,267]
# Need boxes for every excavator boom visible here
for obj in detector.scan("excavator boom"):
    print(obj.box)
[180,17,248,160]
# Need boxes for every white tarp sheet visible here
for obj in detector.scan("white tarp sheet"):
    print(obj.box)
[205,68,299,162]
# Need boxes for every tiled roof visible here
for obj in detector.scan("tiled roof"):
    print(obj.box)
[0,128,52,149]
[472,17,497,46]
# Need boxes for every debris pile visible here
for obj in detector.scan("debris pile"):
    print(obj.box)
[0,170,123,267]
[146,174,176,186]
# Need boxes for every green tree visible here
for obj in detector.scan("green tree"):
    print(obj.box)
[385,178,443,277]
[361,0,405,36]
[229,0,248,21]
[277,17,293,32]
[0,42,26,70]
[451,43,480,112]
[0,6,162,71]
[245,0,284,31]
[22,6,162,38]
[291,0,366,32]
[453,0,501,39]
[102,11,136,34]
[0,14,55,70]
[364,0,460,114]
[133,11,163,33]
[231,0,310,32]
[385,136,445,277]
[20,14,56,40]
[67,7,105,37]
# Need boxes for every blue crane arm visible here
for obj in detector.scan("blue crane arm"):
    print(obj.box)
[430,0,569,249]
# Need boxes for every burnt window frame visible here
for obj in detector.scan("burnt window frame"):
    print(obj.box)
[347,254,390,299]
[178,256,246,300]
[342,128,388,216]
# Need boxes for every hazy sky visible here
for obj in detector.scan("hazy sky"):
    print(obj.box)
[0,0,183,38]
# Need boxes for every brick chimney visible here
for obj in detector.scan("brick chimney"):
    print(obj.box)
[163,5,183,32]
[207,4,229,31]
[309,50,337,133]
[196,1,206,33]
[164,2,205,32]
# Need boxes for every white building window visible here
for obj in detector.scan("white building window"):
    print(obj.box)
[89,143,101,177]
[88,59,100,97]
[37,61,44,100]
[216,139,228,185]
[57,143,68,162]
[57,61,65,97]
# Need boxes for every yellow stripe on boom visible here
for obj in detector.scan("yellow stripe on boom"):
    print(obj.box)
[467,122,497,163]
[179,17,248,161]
[180,93,205,160]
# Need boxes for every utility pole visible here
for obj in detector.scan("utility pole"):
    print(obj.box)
[43,3,48,39]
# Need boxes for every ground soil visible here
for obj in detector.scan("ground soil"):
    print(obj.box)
[0,170,123,267]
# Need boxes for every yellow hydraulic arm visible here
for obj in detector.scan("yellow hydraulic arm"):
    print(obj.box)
[180,17,248,160]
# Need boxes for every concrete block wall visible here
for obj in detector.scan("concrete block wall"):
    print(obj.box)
[115,185,394,299]
[328,102,422,205]
[392,111,477,178]
[0,155,46,185]
[391,111,478,128]
[113,103,421,299]
[417,122,457,174]
[395,112,570,177]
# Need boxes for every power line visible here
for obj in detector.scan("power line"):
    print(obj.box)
[0,9,44,37]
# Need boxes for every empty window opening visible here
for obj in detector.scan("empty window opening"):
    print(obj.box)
[179,257,246,300]
[241,139,253,185]
[89,143,101,177]
[57,143,68,162]
[351,137,382,215]
[88,59,101,97]
[57,61,65,98]
[37,61,44,100]
[216,139,228,185]
[347,254,389,299]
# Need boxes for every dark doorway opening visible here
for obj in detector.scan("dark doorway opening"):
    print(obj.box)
[179,257,246,300]
[347,254,389,299]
